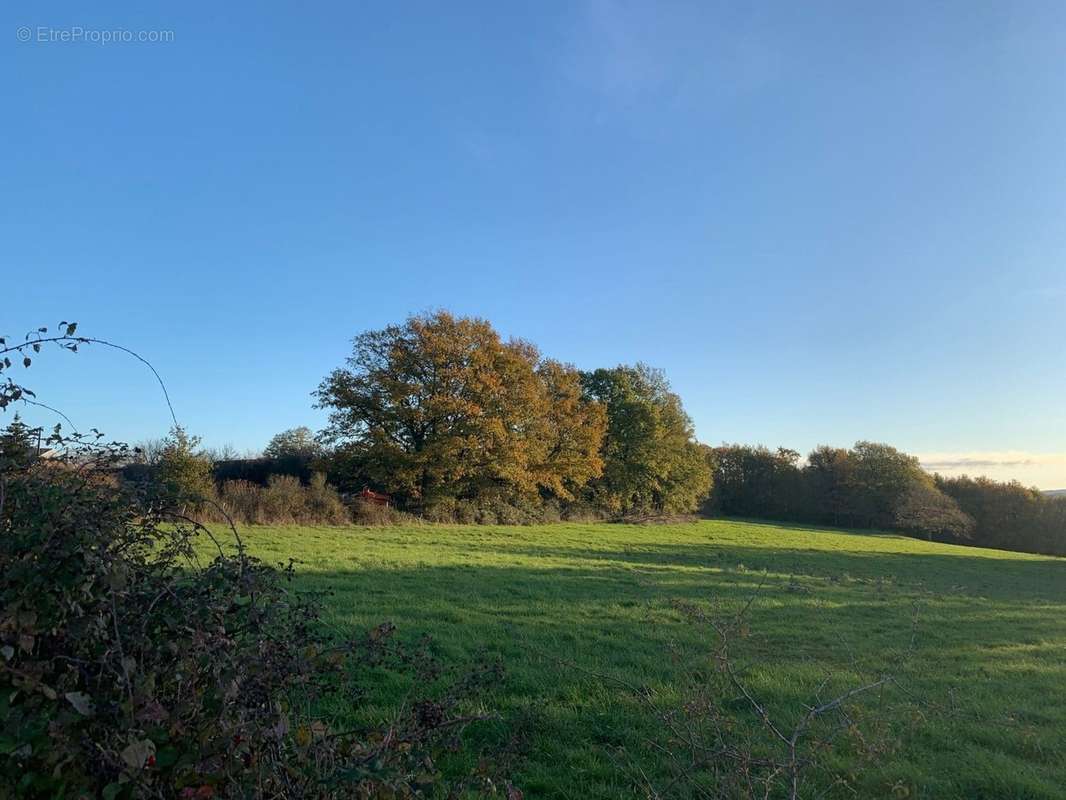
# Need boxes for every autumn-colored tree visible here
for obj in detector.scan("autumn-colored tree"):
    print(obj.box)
[581,364,711,514]
[531,359,607,500]
[315,312,605,507]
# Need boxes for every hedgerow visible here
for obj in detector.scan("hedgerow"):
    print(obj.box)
[0,431,516,799]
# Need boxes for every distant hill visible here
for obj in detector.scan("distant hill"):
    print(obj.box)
[1044,489,1066,499]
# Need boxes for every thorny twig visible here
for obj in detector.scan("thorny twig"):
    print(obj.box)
[542,573,930,800]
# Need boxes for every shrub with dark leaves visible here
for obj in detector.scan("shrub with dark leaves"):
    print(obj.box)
[0,432,512,799]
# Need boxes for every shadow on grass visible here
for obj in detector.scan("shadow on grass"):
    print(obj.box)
[199,522,1066,800]
[284,545,1066,695]
[288,534,1066,602]
[284,555,1066,800]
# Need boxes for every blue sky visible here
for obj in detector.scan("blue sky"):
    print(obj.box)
[3,1,1065,487]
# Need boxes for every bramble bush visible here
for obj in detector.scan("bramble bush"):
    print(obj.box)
[211,474,350,526]
[0,324,517,799]
[0,431,516,799]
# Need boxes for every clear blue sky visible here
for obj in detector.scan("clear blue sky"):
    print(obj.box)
[4,1,1065,487]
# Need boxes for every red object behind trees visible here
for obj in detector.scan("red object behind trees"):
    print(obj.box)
[359,487,391,506]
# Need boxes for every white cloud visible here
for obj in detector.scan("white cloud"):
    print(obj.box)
[916,451,1066,490]
[919,451,1066,469]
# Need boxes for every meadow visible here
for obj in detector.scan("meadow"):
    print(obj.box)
[202,520,1066,799]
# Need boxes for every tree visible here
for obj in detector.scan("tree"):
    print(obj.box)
[581,364,711,514]
[936,475,1064,554]
[803,445,855,526]
[893,482,974,540]
[0,415,40,471]
[155,425,214,507]
[315,311,605,506]
[132,436,167,466]
[202,442,243,462]
[844,441,929,529]
[711,445,804,519]
[264,425,322,461]
[531,360,607,500]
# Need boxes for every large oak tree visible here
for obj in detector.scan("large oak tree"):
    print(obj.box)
[315,312,604,506]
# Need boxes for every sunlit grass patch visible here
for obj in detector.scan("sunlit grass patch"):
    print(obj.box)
[200,519,1066,799]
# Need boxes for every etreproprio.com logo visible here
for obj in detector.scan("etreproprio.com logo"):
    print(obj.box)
[16,26,174,44]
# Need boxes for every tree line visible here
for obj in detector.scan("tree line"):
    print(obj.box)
[707,442,1066,556]
[310,311,1066,555]
[8,310,1061,554]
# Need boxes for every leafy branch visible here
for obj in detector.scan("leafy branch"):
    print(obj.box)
[0,320,177,428]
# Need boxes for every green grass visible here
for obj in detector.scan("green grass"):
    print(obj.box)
[201,520,1066,799]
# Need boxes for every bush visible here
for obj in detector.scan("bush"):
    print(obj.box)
[474,493,564,526]
[155,426,214,509]
[423,496,459,524]
[535,498,562,524]
[350,499,414,526]
[454,500,478,525]
[213,473,350,526]
[560,501,609,523]
[419,494,565,526]
[260,474,304,521]
[0,433,511,798]
[304,472,349,525]
[218,478,265,523]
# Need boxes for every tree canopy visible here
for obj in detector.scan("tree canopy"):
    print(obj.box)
[263,425,321,461]
[709,441,979,544]
[580,364,711,514]
[315,311,606,507]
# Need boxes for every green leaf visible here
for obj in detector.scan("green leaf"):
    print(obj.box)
[155,745,179,768]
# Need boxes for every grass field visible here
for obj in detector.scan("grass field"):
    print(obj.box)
[201,520,1066,799]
